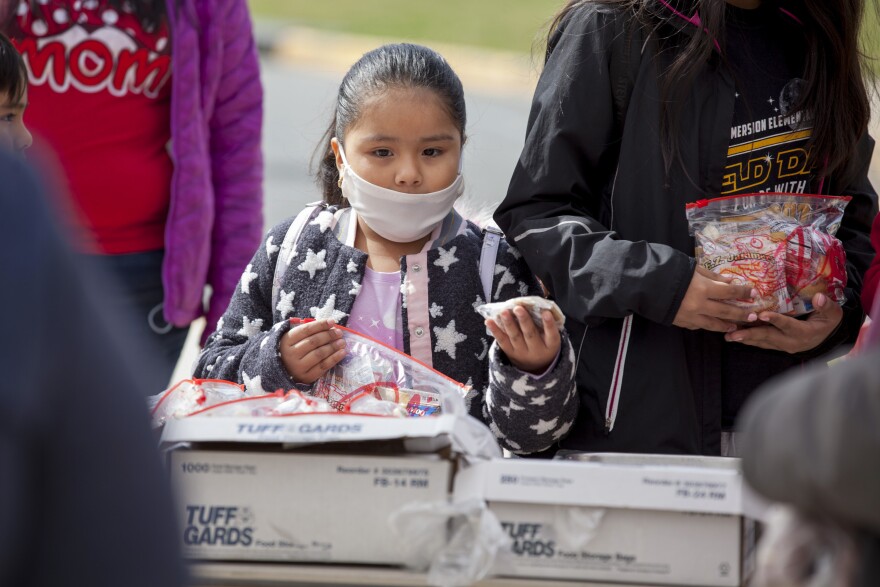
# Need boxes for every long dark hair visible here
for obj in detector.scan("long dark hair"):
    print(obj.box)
[315,43,467,206]
[0,31,25,101]
[547,0,875,185]
[1,0,168,34]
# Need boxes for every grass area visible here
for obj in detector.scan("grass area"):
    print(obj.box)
[247,0,565,54]
[249,0,879,65]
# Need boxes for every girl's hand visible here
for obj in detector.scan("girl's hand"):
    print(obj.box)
[673,267,760,332]
[486,307,561,375]
[280,319,347,384]
[724,293,843,354]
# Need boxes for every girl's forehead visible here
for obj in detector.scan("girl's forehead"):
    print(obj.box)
[349,87,460,138]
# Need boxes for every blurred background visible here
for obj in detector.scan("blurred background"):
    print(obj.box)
[172,0,880,381]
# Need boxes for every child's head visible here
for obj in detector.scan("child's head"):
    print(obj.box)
[318,43,467,206]
[0,32,31,154]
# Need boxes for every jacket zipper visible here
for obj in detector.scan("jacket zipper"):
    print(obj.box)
[605,314,633,433]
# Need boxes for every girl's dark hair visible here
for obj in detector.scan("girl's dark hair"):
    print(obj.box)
[547,0,875,186]
[2,0,168,35]
[316,43,467,206]
[0,31,26,102]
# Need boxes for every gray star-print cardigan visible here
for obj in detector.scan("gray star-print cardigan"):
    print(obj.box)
[194,205,578,454]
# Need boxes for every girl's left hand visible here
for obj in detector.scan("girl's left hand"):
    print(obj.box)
[724,293,843,354]
[486,306,561,374]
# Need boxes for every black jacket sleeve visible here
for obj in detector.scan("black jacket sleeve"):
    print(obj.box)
[494,6,694,327]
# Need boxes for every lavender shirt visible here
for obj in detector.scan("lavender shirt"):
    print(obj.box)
[348,267,405,351]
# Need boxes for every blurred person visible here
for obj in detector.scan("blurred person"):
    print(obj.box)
[0,31,31,153]
[0,152,184,587]
[738,314,880,586]
[1,0,264,394]
[194,43,579,455]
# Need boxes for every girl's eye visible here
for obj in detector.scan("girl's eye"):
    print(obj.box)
[423,148,442,157]
[372,148,392,158]
[0,114,14,123]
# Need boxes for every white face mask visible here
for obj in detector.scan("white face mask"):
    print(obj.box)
[337,142,464,243]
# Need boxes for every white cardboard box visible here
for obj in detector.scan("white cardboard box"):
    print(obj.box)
[164,415,500,566]
[171,449,451,565]
[454,454,761,587]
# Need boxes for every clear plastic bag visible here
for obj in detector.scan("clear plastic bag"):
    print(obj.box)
[753,505,860,587]
[311,325,469,417]
[686,194,849,316]
[149,379,248,428]
[476,296,566,330]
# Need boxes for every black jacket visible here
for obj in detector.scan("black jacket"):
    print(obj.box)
[495,2,877,455]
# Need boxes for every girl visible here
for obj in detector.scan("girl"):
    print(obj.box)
[2,0,263,394]
[195,43,578,455]
[495,0,878,455]
[0,31,31,154]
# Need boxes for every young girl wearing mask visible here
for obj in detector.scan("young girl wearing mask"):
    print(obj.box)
[195,43,577,454]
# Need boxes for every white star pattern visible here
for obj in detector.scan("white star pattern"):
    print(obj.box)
[370,319,380,328]
[276,290,296,318]
[242,372,269,395]
[238,316,264,339]
[240,264,258,294]
[400,278,415,309]
[348,280,361,296]
[265,235,279,260]
[493,264,516,299]
[347,258,358,273]
[472,295,486,312]
[297,248,327,279]
[529,394,550,407]
[260,337,269,349]
[433,320,468,360]
[763,153,774,164]
[507,246,522,260]
[518,282,529,296]
[216,317,225,332]
[475,338,489,361]
[500,399,525,417]
[429,303,444,318]
[510,374,537,397]
[433,246,459,273]
[310,210,335,233]
[530,417,559,435]
[552,420,573,440]
[767,96,775,105]
[310,294,347,322]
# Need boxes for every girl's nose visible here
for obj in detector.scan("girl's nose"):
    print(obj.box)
[394,157,422,189]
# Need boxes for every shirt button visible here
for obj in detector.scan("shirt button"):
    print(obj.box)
[414,327,425,337]
[412,264,421,273]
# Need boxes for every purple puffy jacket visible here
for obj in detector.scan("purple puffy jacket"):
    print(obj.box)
[165,0,263,336]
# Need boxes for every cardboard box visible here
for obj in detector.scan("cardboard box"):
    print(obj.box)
[164,414,500,566]
[454,454,762,586]
[171,449,451,565]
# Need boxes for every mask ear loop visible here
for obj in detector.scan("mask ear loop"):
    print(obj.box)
[334,138,349,188]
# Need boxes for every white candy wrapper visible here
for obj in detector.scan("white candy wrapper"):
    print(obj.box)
[476,296,565,331]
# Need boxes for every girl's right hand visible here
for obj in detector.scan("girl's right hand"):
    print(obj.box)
[673,267,760,333]
[280,319,347,384]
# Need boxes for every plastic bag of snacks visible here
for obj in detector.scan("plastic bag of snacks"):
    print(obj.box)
[311,325,469,417]
[149,379,248,428]
[476,296,566,330]
[686,193,849,316]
